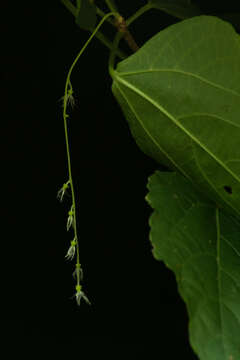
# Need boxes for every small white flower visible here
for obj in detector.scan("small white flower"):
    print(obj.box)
[60,87,75,109]
[73,263,83,281]
[67,205,74,231]
[57,181,70,202]
[66,92,75,108]
[75,284,91,306]
[65,238,77,260]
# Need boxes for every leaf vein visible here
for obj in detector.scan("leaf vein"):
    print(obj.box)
[222,235,240,258]
[114,74,240,191]
[190,142,240,217]
[220,268,240,290]
[114,81,190,178]
[177,112,240,130]
[117,69,240,98]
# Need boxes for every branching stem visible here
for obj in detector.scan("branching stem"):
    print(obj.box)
[126,3,153,26]
[61,0,77,16]
[114,16,139,52]
[61,0,126,59]
[105,0,119,15]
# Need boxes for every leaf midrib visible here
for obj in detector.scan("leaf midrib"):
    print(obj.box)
[114,72,240,187]
[114,81,190,179]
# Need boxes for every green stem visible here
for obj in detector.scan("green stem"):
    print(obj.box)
[65,12,117,87]
[95,6,115,26]
[61,0,126,59]
[94,31,126,60]
[105,0,119,15]
[108,31,124,78]
[61,0,116,26]
[61,0,77,16]
[63,12,117,286]
[126,3,153,26]
[63,99,80,282]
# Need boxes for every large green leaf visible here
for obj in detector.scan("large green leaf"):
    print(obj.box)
[149,0,201,19]
[111,16,240,218]
[146,170,240,360]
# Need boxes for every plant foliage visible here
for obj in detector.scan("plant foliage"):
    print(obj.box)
[112,16,240,219]
[146,171,240,360]
[60,2,240,358]
[111,14,240,360]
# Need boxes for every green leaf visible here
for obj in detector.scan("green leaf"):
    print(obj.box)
[146,170,240,360]
[111,16,240,219]
[213,12,240,31]
[149,0,201,19]
[75,0,97,31]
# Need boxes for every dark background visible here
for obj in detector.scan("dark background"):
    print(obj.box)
[3,0,239,357]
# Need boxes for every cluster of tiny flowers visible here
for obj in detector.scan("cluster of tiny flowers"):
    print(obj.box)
[57,181,70,202]
[65,238,77,260]
[57,179,90,306]
[75,284,91,306]
[59,88,75,109]
[67,205,74,231]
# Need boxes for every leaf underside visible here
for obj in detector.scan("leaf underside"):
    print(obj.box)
[112,16,240,219]
[111,15,240,360]
[146,171,240,360]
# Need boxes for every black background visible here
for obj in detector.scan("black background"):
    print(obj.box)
[3,0,239,357]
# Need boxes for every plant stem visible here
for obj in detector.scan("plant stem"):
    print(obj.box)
[115,16,139,52]
[61,0,77,16]
[63,94,81,283]
[126,3,152,26]
[94,31,126,59]
[61,0,115,25]
[105,0,119,15]
[63,12,116,287]
[61,0,126,59]
[108,31,124,77]
[95,6,115,26]
[65,12,117,108]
